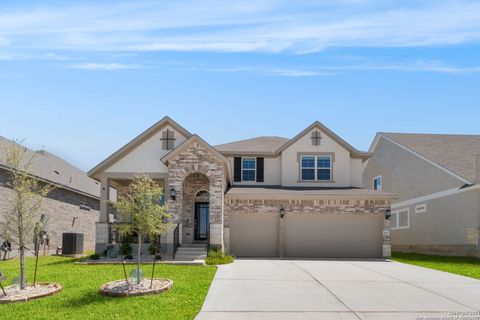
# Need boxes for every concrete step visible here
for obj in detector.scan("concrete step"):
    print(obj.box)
[174,254,207,261]
[180,243,207,248]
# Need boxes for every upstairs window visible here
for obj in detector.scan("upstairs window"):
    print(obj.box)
[300,155,332,181]
[161,129,175,150]
[242,158,256,181]
[373,176,382,190]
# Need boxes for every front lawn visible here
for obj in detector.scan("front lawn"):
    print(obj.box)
[0,256,216,320]
[392,252,480,280]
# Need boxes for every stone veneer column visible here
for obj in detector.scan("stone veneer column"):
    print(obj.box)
[95,176,110,253]
[383,214,392,258]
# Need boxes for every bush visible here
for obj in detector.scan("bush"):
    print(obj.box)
[148,241,160,255]
[205,248,234,265]
[90,253,101,260]
[124,253,134,260]
[120,236,132,256]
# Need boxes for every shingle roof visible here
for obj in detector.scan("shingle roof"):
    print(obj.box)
[215,136,289,155]
[381,133,480,183]
[0,136,101,198]
[226,186,395,198]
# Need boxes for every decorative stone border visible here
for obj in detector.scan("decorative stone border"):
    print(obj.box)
[0,282,63,304]
[99,278,173,298]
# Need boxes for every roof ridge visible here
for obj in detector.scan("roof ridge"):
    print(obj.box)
[381,132,480,137]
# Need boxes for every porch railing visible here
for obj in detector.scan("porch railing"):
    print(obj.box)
[173,223,180,259]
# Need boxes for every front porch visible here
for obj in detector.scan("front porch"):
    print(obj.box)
[95,137,230,260]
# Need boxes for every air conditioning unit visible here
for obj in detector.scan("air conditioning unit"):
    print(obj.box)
[62,233,84,255]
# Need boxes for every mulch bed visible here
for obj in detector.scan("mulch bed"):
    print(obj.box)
[0,282,63,304]
[99,278,173,297]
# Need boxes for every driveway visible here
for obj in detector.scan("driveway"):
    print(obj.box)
[196,259,480,320]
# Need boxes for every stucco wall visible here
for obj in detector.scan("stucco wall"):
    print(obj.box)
[105,124,188,173]
[0,171,99,253]
[281,129,357,187]
[391,189,480,248]
[364,137,465,202]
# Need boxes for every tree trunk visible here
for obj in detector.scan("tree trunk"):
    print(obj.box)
[19,245,26,289]
[137,234,141,284]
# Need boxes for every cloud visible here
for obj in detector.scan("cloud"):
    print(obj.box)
[0,1,480,54]
[69,62,137,70]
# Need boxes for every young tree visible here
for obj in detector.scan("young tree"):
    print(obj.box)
[114,174,172,284]
[0,140,53,290]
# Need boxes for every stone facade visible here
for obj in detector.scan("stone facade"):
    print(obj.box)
[181,172,210,244]
[0,169,100,254]
[167,141,226,251]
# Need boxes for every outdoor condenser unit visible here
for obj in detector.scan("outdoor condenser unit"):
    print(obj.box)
[62,233,84,255]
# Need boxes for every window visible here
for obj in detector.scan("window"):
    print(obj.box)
[415,203,427,214]
[300,155,332,181]
[373,176,382,190]
[242,158,256,181]
[195,190,210,197]
[79,201,90,211]
[161,129,175,150]
[391,208,409,230]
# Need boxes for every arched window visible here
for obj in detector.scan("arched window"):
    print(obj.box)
[195,189,209,197]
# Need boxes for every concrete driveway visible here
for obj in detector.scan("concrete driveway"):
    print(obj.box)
[196,259,480,320]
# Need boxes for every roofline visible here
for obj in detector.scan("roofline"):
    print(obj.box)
[218,151,278,157]
[0,164,101,200]
[161,134,232,183]
[225,192,398,201]
[369,133,472,185]
[275,121,372,159]
[88,116,192,178]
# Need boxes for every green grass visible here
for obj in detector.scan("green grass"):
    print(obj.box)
[392,252,480,280]
[204,249,235,265]
[0,256,216,320]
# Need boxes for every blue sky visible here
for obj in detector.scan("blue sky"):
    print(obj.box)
[0,0,479,171]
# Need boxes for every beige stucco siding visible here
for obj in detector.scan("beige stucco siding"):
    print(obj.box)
[392,189,480,246]
[105,125,187,173]
[281,128,355,187]
[364,137,465,202]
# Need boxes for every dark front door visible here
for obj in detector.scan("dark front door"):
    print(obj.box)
[194,202,209,241]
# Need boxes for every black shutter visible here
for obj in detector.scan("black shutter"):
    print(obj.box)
[256,157,264,182]
[234,157,242,182]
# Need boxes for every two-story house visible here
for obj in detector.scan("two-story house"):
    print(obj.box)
[88,117,394,259]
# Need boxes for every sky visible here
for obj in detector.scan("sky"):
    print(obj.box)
[0,0,479,171]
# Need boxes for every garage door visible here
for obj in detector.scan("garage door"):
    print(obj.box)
[284,214,383,258]
[229,213,279,257]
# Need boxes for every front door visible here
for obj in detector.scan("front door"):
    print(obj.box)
[194,202,209,241]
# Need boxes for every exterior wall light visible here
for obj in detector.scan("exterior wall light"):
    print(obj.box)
[385,208,391,220]
[279,207,285,218]
[170,188,177,201]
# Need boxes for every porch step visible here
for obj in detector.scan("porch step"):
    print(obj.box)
[174,244,207,261]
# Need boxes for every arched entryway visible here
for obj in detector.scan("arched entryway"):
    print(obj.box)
[182,172,210,244]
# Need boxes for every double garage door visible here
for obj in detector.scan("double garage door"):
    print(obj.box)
[229,213,383,258]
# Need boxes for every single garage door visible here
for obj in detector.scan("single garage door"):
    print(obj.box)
[229,213,279,257]
[284,214,383,258]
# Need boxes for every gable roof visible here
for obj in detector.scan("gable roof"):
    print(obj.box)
[0,136,101,199]
[88,116,192,178]
[378,132,480,184]
[161,134,232,183]
[215,136,288,156]
[276,121,372,159]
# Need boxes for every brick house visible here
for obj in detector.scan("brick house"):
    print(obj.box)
[89,117,395,259]
[0,137,105,254]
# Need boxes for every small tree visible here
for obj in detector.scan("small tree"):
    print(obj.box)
[114,174,171,284]
[0,140,54,290]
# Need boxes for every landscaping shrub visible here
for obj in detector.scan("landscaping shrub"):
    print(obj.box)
[90,253,101,260]
[205,248,234,265]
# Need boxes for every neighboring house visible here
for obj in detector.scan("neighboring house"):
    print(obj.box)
[364,133,480,257]
[89,117,395,259]
[0,137,105,254]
